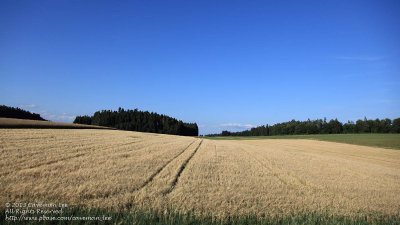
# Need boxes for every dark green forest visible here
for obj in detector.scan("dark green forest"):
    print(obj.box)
[207,117,400,137]
[0,105,45,121]
[3,103,398,138]
[74,107,198,136]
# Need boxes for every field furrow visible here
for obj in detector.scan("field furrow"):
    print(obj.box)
[167,139,203,194]
[126,139,204,210]
[135,140,198,192]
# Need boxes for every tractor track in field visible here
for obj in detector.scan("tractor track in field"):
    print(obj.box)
[164,139,203,194]
[134,140,198,192]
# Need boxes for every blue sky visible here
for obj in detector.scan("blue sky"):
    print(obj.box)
[1,0,399,135]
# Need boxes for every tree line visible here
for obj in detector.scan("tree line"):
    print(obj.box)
[74,107,198,136]
[207,117,400,136]
[0,105,45,121]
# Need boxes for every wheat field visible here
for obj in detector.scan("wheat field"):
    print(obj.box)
[1,129,399,220]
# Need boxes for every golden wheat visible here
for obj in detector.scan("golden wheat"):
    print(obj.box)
[1,129,399,219]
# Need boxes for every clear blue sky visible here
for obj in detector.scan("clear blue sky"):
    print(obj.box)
[1,0,399,135]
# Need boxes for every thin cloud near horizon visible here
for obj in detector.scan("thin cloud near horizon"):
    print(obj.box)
[219,123,255,130]
[18,104,37,108]
[39,110,76,122]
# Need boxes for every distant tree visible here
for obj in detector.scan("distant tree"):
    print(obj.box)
[207,117,400,137]
[73,115,92,125]
[327,119,343,134]
[392,118,400,133]
[74,107,198,136]
[380,119,392,133]
[221,130,231,136]
[321,117,328,134]
[295,122,306,134]
[0,105,45,121]
[343,121,356,133]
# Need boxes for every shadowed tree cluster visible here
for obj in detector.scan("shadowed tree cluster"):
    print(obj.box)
[0,105,45,121]
[74,107,198,136]
[208,117,400,136]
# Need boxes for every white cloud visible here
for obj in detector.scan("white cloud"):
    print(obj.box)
[22,108,75,122]
[18,104,37,108]
[219,123,255,129]
[336,56,383,61]
[43,112,76,122]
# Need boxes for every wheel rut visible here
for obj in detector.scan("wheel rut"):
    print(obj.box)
[135,140,198,192]
[164,139,203,194]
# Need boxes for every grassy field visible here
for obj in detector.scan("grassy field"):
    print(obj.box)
[204,133,400,149]
[1,129,399,224]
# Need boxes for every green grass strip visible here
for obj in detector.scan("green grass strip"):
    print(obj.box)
[1,207,400,225]
[204,133,400,149]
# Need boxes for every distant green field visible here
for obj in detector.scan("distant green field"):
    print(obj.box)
[204,133,400,150]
